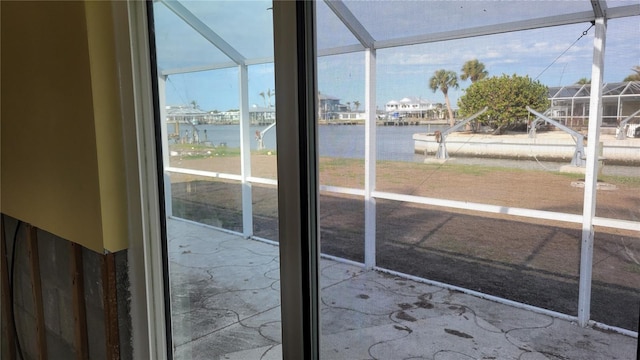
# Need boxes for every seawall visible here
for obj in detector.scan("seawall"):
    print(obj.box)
[414,131,640,166]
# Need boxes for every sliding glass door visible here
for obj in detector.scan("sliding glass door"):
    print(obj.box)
[142,1,639,359]
[148,1,284,358]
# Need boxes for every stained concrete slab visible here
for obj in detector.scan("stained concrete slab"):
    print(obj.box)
[167,219,638,360]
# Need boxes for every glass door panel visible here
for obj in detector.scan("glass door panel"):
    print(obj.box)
[316,2,639,359]
[149,1,281,358]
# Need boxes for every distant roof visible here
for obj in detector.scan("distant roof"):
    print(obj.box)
[166,105,209,115]
[319,93,340,101]
[249,105,273,112]
[387,97,432,105]
[549,81,640,99]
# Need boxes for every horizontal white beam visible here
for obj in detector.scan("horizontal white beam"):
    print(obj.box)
[245,57,275,66]
[166,168,638,233]
[166,167,242,181]
[588,320,639,338]
[161,57,275,76]
[159,4,639,76]
[317,44,365,57]
[374,6,640,51]
[593,217,640,232]
[161,62,238,76]
[372,190,585,224]
[607,4,640,18]
[551,93,640,100]
[319,185,365,197]
[246,176,278,186]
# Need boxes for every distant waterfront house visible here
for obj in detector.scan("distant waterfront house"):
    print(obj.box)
[336,111,364,120]
[165,105,211,125]
[319,93,342,120]
[548,81,640,128]
[209,110,240,123]
[317,92,369,122]
[185,106,276,125]
[385,97,438,119]
[249,105,276,124]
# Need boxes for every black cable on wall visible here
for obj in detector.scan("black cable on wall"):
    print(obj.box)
[4,215,25,360]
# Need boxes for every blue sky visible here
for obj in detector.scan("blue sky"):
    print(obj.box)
[157,2,639,112]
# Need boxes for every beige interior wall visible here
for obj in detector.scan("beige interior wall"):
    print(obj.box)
[1,1,130,253]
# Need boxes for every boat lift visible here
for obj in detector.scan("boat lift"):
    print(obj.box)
[435,107,488,159]
[527,108,553,138]
[256,121,276,150]
[615,108,640,140]
[177,121,202,144]
[526,106,585,167]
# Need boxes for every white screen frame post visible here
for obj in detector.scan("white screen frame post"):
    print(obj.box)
[578,14,607,328]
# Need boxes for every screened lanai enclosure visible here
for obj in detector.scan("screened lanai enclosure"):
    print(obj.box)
[548,81,640,130]
[149,1,640,358]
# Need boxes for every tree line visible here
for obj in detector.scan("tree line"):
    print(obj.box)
[429,60,640,134]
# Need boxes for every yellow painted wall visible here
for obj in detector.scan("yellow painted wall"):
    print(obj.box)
[1,1,129,253]
[84,1,129,252]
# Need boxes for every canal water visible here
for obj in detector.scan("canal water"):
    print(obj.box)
[173,123,447,162]
[174,123,638,176]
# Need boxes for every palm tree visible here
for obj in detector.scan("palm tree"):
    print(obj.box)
[259,91,266,107]
[576,78,591,85]
[190,100,199,109]
[346,102,351,111]
[267,88,275,108]
[624,66,640,82]
[429,69,459,126]
[353,100,360,111]
[460,59,488,83]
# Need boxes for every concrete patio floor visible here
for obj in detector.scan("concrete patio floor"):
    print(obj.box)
[167,219,637,360]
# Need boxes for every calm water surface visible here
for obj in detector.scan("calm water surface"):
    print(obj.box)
[171,124,637,175]
[174,124,446,162]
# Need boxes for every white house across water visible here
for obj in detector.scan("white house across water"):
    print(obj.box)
[385,96,438,119]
